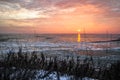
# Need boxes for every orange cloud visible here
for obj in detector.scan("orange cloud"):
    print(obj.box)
[0,0,120,34]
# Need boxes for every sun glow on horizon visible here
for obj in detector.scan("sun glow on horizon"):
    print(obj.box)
[77,29,81,32]
[0,0,120,34]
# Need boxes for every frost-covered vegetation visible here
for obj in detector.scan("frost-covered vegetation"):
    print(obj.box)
[0,48,120,80]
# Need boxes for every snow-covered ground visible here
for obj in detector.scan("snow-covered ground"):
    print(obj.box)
[0,40,120,62]
[0,40,120,53]
[35,70,97,80]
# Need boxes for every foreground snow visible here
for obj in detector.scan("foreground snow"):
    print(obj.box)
[35,70,97,80]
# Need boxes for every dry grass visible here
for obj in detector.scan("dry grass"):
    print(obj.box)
[0,48,120,80]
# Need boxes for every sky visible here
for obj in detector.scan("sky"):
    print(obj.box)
[0,0,120,34]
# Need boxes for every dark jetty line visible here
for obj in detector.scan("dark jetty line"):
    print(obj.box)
[93,38,120,43]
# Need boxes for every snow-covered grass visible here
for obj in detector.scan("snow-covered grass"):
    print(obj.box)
[0,49,120,80]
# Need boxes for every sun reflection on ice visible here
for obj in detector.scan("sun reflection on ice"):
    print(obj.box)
[77,29,81,42]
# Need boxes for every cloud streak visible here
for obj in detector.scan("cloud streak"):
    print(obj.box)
[0,0,120,33]
[1,0,120,19]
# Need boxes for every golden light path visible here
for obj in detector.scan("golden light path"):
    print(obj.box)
[77,29,81,42]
